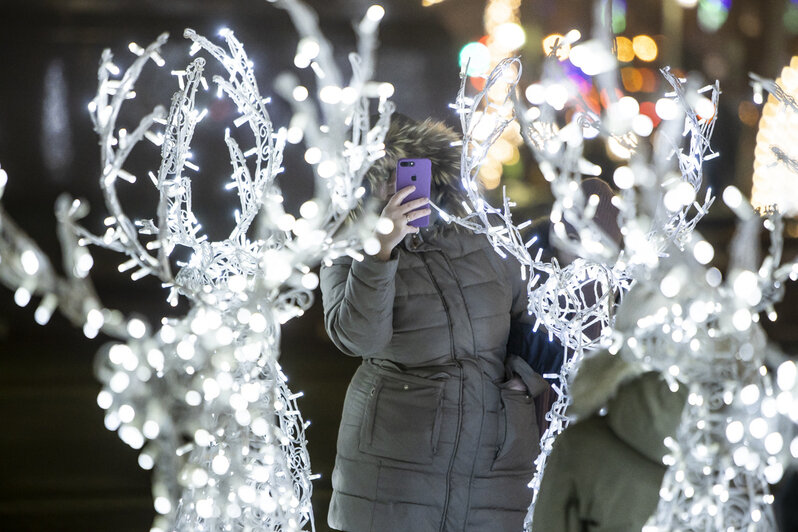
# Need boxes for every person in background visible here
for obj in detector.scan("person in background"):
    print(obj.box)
[320,114,549,531]
[507,176,623,435]
[531,350,688,531]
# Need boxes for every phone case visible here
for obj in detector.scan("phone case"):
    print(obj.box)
[395,158,432,228]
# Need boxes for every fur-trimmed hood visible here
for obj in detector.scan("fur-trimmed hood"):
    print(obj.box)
[363,114,469,220]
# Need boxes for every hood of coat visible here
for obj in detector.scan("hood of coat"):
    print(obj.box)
[605,371,688,463]
[569,351,687,463]
[568,350,643,420]
[362,114,469,222]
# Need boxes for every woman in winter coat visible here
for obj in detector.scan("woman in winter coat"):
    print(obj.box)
[531,351,688,531]
[320,115,548,532]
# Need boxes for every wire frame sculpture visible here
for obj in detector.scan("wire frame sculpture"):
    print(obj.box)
[0,1,393,529]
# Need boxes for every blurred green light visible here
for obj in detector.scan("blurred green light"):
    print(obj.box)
[459,42,491,77]
[612,0,627,34]
[698,0,730,32]
[785,4,798,34]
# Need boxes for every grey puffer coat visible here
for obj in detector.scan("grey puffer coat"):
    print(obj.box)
[320,224,548,532]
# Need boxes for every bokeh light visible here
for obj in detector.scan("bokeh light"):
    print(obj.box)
[621,67,643,92]
[494,22,526,51]
[632,35,658,62]
[785,3,798,34]
[738,100,760,127]
[459,41,491,76]
[612,0,627,34]
[542,34,570,61]
[615,36,635,62]
[698,0,731,33]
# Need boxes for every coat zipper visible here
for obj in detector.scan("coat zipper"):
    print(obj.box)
[419,251,463,532]
[441,252,487,526]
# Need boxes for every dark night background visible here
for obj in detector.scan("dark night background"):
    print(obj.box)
[0,0,796,530]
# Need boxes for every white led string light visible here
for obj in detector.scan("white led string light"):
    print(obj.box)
[0,1,392,530]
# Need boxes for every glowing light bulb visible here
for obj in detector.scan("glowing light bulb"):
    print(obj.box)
[292,86,308,102]
[655,98,679,120]
[366,4,385,21]
[777,360,797,391]
[20,249,40,275]
[693,240,714,264]
[722,185,743,209]
[154,496,172,515]
[212,454,231,475]
[740,384,760,405]
[726,420,744,443]
[494,22,526,51]
[459,42,491,76]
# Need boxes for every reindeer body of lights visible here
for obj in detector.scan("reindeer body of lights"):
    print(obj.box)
[0,1,394,529]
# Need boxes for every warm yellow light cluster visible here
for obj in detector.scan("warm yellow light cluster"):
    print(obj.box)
[614,35,658,62]
[480,0,525,189]
[752,56,798,216]
[542,33,571,61]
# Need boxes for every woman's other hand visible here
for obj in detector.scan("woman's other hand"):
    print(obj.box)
[505,374,528,392]
[374,185,430,261]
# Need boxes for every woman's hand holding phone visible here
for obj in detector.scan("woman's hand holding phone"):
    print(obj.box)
[373,185,430,262]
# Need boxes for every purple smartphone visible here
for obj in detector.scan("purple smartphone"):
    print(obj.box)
[396,157,432,228]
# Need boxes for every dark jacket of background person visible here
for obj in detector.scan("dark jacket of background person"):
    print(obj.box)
[506,320,563,434]
[532,352,688,532]
[319,117,548,532]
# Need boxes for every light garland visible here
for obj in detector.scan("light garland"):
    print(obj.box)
[629,204,798,531]
[0,1,392,530]
[430,4,793,530]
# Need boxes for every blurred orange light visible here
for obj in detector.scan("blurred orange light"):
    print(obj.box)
[615,36,635,62]
[479,161,502,189]
[738,100,760,127]
[542,33,570,61]
[639,68,658,92]
[633,35,658,62]
[583,87,602,114]
[621,67,643,92]
[470,76,486,91]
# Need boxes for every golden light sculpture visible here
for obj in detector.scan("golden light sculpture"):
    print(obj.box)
[752,56,798,216]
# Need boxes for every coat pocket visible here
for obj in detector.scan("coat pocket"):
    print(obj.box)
[359,371,445,464]
[491,387,540,472]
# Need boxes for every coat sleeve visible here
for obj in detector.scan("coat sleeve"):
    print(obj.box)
[319,253,399,357]
[531,434,581,532]
[506,254,536,324]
